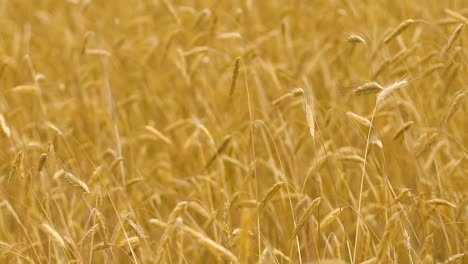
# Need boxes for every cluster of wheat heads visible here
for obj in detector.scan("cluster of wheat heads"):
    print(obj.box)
[0,1,466,263]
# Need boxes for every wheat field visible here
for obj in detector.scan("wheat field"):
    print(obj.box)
[0,1,467,263]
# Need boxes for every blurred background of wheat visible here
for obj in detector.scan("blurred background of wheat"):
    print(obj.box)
[0,0,467,263]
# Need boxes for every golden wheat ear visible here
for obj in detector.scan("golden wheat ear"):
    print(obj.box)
[383,19,415,44]
[229,57,241,96]
[440,23,464,56]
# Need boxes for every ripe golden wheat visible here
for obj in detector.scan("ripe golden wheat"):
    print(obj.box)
[0,1,466,263]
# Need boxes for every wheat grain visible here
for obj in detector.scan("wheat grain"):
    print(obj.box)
[416,132,440,157]
[145,125,173,145]
[93,242,113,251]
[370,135,383,149]
[444,90,466,125]
[422,255,433,264]
[2,200,21,224]
[376,80,408,107]
[419,234,433,258]
[392,121,414,140]
[222,200,233,247]
[353,82,384,96]
[403,229,413,262]
[272,248,291,262]
[440,23,465,56]
[80,224,99,244]
[376,213,399,262]
[229,57,240,96]
[93,210,109,243]
[319,207,342,231]
[125,177,144,187]
[374,59,390,78]
[126,218,148,239]
[418,50,438,65]
[443,252,466,263]
[155,218,180,262]
[427,198,457,208]
[393,188,412,204]
[180,221,239,263]
[118,236,140,248]
[303,91,315,140]
[383,19,415,43]
[361,257,377,264]
[8,151,24,182]
[168,201,189,223]
[44,121,64,136]
[205,134,232,169]
[335,154,365,164]
[41,223,65,247]
[161,0,181,25]
[272,88,303,105]
[37,153,47,173]
[182,46,210,57]
[272,92,293,106]
[421,63,445,77]
[346,111,372,127]
[85,49,112,57]
[11,85,40,94]
[347,34,367,45]
[292,197,321,238]
[81,31,94,55]
[60,171,90,194]
[259,182,285,211]
[217,32,242,39]
[1,2,465,263]
[445,9,468,24]
[0,114,11,137]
